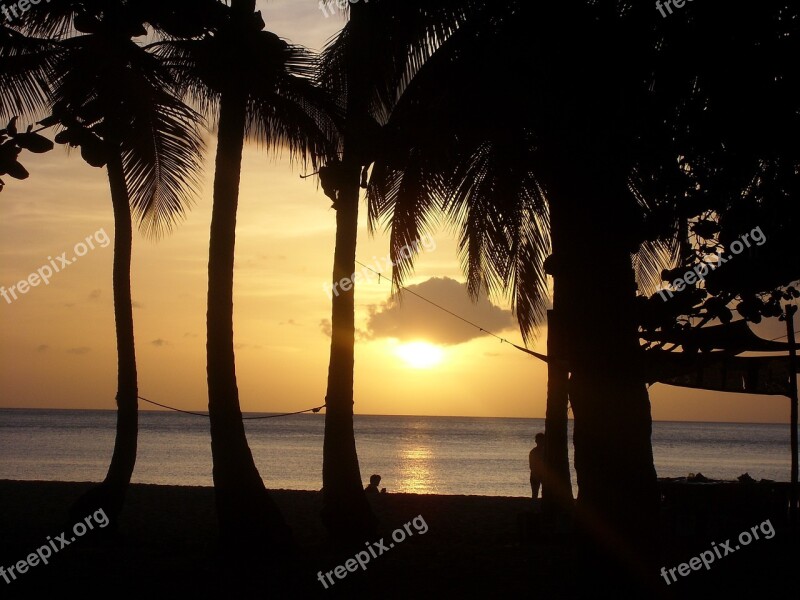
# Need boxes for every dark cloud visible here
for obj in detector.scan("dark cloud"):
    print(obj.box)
[88,289,101,301]
[36,344,49,353]
[365,277,515,346]
[132,301,143,309]
[150,339,169,347]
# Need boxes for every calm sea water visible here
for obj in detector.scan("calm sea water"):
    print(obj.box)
[0,409,792,497]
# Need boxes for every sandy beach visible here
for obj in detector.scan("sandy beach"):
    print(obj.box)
[1,480,796,599]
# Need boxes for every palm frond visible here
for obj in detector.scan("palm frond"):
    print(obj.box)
[444,136,551,342]
[147,38,222,122]
[318,0,490,124]
[122,89,204,239]
[44,23,205,238]
[12,0,81,39]
[367,147,442,290]
[0,25,61,121]
[245,42,339,168]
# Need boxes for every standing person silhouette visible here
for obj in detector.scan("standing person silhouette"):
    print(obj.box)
[529,432,545,501]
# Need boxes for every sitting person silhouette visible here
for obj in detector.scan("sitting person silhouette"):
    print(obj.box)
[365,474,386,494]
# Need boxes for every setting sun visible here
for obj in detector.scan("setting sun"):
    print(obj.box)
[394,341,445,369]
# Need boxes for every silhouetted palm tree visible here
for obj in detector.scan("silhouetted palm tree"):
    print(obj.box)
[316,0,480,542]
[153,0,334,548]
[369,0,798,578]
[367,0,659,572]
[0,1,203,525]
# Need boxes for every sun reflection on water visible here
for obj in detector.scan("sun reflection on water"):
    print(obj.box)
[397,447,436,493]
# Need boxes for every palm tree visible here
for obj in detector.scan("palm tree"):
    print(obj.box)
[0,1,203,525]
[153,0,335,548]
[366,0,659,572]
[368,0,799,578]
[316,0,479,542]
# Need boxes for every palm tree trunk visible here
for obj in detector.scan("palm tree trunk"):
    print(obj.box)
[541,190,575,521]
[542,307,574,518]
[320,0,376,543]
[104,143,139,499]
[70,143,138,528]
[567,247,659,585]
[546,163,659,583]
[207,85,289,549]
[321,160,376,542]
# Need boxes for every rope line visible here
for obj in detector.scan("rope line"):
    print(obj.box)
[770,329,800,341]
[134,260,543,417]
[138,396,325,420]
[354,261,799,357]
[133,268,797,417]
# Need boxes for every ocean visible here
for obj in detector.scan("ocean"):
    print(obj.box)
[0,409,792,497]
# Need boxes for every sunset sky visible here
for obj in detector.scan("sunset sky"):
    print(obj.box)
[0,1,794,423]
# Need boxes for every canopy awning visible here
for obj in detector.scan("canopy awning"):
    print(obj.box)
[646,350,797,396]
[640,320,793,353]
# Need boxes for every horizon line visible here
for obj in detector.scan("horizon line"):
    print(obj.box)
[0,406,790,426]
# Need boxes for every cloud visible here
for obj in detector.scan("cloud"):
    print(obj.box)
[150,339,169,347]
[319,319,332,338]
[88,289,101,301]
[36,344,49,353]
[365,277,515,346]
[66,347,91,355]
[132,301,143,309]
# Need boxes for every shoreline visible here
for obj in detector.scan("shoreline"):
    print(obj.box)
[2,476,793,492]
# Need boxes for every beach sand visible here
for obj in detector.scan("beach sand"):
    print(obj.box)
[0,480,795,599]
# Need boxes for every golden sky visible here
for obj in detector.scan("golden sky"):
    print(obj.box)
[0,1,793,423]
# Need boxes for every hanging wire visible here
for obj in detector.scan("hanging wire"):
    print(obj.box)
[138,396,325,419]
[133,258,546,417]
[136,260,796,417]
[352,260,547,361]
[770,330,800,341]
